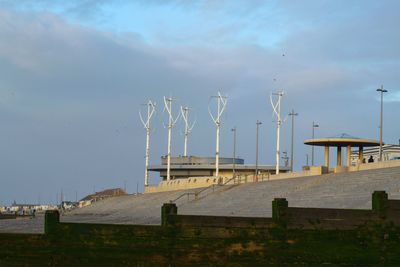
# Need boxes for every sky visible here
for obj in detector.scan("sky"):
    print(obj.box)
[0,0,399,205]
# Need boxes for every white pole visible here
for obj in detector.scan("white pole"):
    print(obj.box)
[208,92,227,180]
[183,108,188,157]
[166,98,172,181]
[216,122,220,177]
[180,106,195,157]
[139,100,155,187]
[216,97,221,177]
[276,98,281,175]
[271,91,284,175]
[164,97,180,181]
[144,127,150,185]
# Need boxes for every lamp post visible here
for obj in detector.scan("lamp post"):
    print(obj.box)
[288,110,298,172]
[311,121,319,166]
[231,127,237,178]
[377,85,388,162]
[255,120,262,182]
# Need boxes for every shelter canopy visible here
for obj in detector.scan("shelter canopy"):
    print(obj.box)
[304,133,380,147]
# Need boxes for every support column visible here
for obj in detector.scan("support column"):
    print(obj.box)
[337,146,342,166]
[324,145,329,168]
[358,146,364,164]
[346,145,351,167]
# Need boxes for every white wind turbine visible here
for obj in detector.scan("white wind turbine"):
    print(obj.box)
[208,91,227,178]
[270,90,285,175]
[163,96,180,181]
[139,100,156,187]
[180,106,196,157]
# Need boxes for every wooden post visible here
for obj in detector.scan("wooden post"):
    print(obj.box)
[161,203,178,226]
[372,191,388,217]
[272,198,288,223]
[44,210,60,235]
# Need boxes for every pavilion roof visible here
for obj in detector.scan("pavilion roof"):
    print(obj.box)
[304,133,380,147]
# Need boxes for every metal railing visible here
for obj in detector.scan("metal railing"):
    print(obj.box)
[169,172,272,204]
[170,176,240,204]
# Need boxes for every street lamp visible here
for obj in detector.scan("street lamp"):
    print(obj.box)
[288,110,298,172]
[255,120,262,182]
[311,121,319,166]
[377,85,388,162]
[231,127,237,178]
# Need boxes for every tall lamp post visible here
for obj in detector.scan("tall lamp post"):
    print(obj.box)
[311,121,319,166]
[288,110,298,172]
[255,120,262,182]
[377,85,388,162]
[231,127,237,178]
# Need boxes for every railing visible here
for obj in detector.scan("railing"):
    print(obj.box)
[170,172,273,204]
[170,175,242,204]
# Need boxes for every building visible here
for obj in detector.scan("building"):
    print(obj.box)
[351,144,400,165]
[61,201,79,211]
[148,156,289,181]
[7,203,57,215]
[145,156,289,193]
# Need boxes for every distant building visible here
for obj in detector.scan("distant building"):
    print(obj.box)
[79,188,127,208]
[61,201,78,211]
[7,202,57,215]
[351,144,400,165]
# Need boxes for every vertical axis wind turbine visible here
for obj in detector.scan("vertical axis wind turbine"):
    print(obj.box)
[270,91,285,175]
[208,92,227,178]
[139,100,156,187]
[180,106,196,157]
[164,96,180,181]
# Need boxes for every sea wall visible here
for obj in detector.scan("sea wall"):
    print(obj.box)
[1,191,400,266]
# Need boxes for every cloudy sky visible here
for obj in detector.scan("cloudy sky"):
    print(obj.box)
[0,0,399,205]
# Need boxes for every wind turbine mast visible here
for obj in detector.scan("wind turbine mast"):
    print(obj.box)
[209,92,227,178]
[139,100,156,187]
[270,90,285,175]
[180,106,195,157]
[164,96,180,181]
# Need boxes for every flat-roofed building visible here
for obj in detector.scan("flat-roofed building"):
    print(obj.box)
[148,156,288,181]
[145,156,289,193]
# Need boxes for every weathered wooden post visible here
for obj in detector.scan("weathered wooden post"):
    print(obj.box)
[45,210,60,235]
[272,198,288,224]
[372,191,388,217]
[161,203,177,226]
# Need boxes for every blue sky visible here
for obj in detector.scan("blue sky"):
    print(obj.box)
[0,0,399,204]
